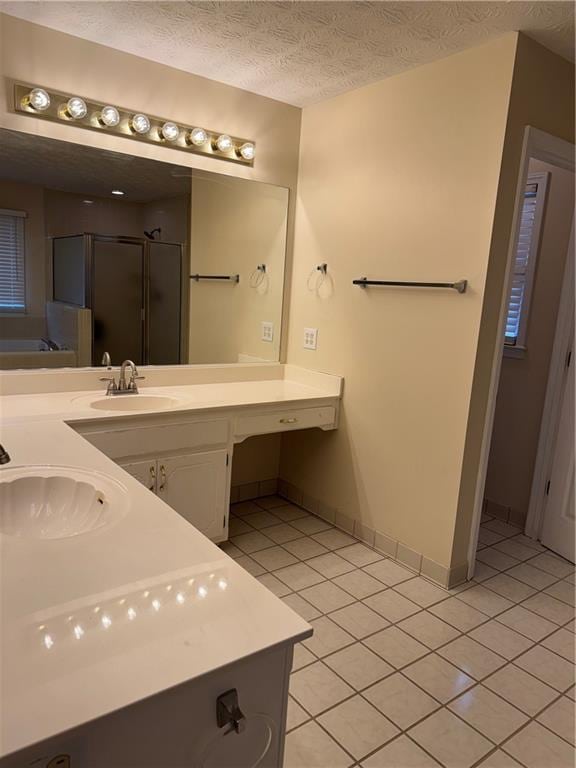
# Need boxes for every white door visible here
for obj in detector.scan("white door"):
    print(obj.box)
[120,459,157,492]
[158,451,228,541]
[541,330,575,563]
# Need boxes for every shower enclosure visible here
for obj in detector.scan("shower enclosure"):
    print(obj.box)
[52,234,185,366]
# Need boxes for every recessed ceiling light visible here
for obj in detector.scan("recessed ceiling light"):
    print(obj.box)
[83,199,94,205]
[111,190,125,196]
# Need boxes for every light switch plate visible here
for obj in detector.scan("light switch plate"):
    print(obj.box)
[261,321,274,342]
[303,327,318,350]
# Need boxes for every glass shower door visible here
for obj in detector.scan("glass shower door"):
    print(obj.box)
[92,237,144,365]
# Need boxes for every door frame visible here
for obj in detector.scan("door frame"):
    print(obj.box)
[466,126,575,578]
[526,218,574,539]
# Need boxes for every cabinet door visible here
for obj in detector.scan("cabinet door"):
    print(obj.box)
[120,459,157,492]
[158,451,227,541]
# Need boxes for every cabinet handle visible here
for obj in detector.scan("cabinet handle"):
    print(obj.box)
[159,464,166,491]
[149,465,156,491]
[279,417,298,424]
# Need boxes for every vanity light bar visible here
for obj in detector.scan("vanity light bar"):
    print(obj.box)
[13,82,256,166]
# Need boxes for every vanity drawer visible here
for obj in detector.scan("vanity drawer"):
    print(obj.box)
[83,419,229,460]
[235,406,336,438]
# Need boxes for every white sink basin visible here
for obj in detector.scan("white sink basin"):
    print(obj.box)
[71,393,182,412]
[88,395,179,412]
[0,465,128,539]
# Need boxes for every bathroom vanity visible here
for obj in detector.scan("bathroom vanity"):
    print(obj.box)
[0,364,342,767]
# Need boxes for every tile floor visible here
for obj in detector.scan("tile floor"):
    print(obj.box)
[221,497,575,768]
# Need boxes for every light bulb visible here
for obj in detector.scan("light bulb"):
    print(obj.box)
[25,88,50,112]
[238,142,255,161]
[65,97,88,120]
[214,134,233,153]
[98,105,120,127]
[130,113,151,135]
[160,121,180,142]
[188,127,209,147]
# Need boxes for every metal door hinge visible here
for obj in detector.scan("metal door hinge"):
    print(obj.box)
[226,453,229,466]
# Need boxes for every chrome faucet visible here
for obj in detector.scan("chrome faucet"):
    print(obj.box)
[118,360,141,393]
[99,360,144,395]
[101,351,112,367]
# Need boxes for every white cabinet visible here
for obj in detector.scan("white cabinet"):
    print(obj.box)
[159,451,228,541]
[122,459,156,491]
[120,451,229,542]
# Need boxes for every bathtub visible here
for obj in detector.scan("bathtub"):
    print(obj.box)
[0,339,77,369]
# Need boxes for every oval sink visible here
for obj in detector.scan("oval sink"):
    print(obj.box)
[0,465,128,539]
[86,395,179,412]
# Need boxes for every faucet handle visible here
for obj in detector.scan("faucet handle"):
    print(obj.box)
[99,376,118,394]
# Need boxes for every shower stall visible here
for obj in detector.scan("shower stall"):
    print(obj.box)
[52,234,185,366]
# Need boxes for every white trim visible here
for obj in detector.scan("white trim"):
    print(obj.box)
[0,208,26,218]
[503,345,526,360]
[526,218,575,538]
[466,126,575,579]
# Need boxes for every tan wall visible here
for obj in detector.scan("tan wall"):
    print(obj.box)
[281,36,518,570]
[485,160,574,522]
[189,174,288,363]
[453,35,575,567]
[44,189,144,238]
[0,179,46,338]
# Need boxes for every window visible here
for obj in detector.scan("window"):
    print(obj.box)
[504,172,548,348]
[0,209,26,312]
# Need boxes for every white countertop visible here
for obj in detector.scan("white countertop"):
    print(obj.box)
[0,378,336,424]
[0,367,341,758]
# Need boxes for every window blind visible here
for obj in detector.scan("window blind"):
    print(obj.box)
[0,209,26,311]
[504,178,544,346]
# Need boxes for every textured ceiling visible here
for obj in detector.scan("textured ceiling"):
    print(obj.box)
[0,129,192,201]
[1,1,573,106]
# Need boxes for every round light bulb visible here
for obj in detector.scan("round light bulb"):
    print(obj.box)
[238,142,255,161]
[160,121,180,142]
[188,127,209,147]
[65,97,88,120]
[26,88,50,112]
[215,134,233,153]
[99,105,120,127]
[130,113,151,135]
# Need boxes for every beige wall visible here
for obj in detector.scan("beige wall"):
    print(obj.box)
[453,35,575,568]
[189,174,288,363]
[0,179,46,339]
[485,160,574,522]
[281,36,518,571]
[44,189,144,238]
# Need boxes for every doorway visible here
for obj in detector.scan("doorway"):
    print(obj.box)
[468,127,575,574]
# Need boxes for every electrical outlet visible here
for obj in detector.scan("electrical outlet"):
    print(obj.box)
[303,327,318,350]
[261,321,274,342]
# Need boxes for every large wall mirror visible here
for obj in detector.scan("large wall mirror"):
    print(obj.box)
[0,128,289,369]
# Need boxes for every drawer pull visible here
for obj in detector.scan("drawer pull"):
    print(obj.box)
[149,465,156,491]
[159,464,166,491]
[279,417,298,424]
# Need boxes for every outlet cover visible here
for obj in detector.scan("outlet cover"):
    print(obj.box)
[303,327,318,350]
[261,321,274,342]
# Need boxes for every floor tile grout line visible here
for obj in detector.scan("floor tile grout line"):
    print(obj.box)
[232,499,574,765]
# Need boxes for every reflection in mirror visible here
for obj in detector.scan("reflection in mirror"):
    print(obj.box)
[0,129,288,369]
